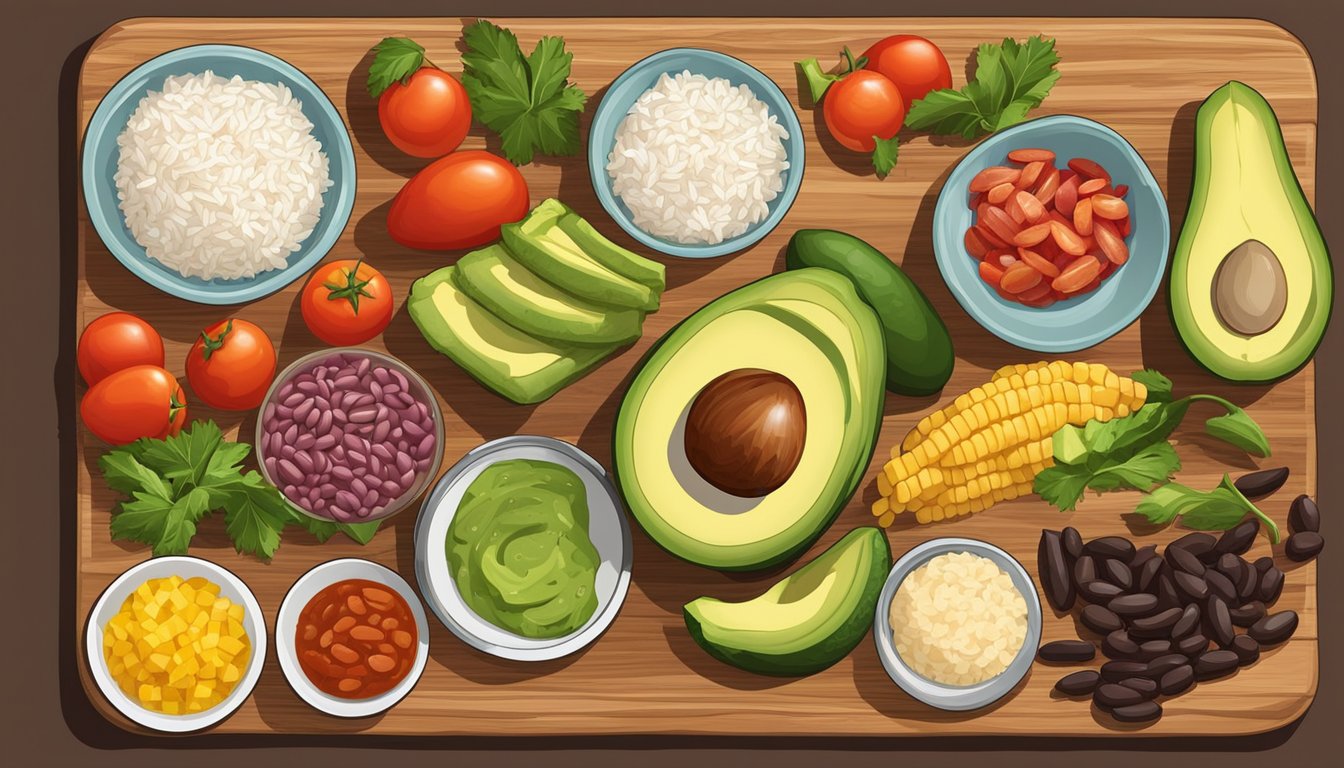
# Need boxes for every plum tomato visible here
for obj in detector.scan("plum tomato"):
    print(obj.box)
[81,365,187,445]
[378,68,473,158]
[186,319,276,411]
[78,311,164,386]
[300,259,394,346]
[823,69,905,153]
[387,150,530,251]
[862,35,953,111]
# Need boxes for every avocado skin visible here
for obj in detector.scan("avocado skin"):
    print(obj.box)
[1169,81,1333,382]
[786,229,954,395]
[682,528,892,676]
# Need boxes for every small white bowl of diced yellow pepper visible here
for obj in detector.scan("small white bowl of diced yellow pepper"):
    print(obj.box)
[85,556,266,732]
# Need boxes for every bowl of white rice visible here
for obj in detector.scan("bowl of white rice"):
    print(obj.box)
[82,45,356,305]
[588,48,804,259]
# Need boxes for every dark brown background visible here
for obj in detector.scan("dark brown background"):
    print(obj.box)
[2,0,1337,765]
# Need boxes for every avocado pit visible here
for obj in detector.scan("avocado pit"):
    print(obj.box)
[1213,239,1287,336]
[684,368,806,498]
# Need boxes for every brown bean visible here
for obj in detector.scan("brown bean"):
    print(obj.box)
[1103,558,1133,590]
[1085,536,1136,562]
[1230,600,1266,628]
[333,616,357,633]
[1215,519,1260,557]
[1171,532,1217,559]
[1177,633,1210,656]
[1061,526,1084,560]
[1135,558,1163,594]
[1171,604,1201,639]
[346,595,367,615]
[381,617,400,631]
[367,654,397,673]
[1081,604,1124,635]
[1205,596,1235,648]
[1248,611,1298,645]
[1257,567,1285,604]
[338,678,362,692]
[319,629,334,648]
[1081,579,1125,603]
[1159,665,1195,696]
[1173,571,1210,602]
[1103,630,1139,659]
[1111,701,1162,723]
[1119,677,1158,699]
[392,630,413,649]
[350,625,385,642]
[1232,634,1261,666]
[330,643,360,664]
[1285,532,1325,562]
[1038,640,1096,663]
[1146,654,1189,679]
[1073,555,1097,586]
[1100,660,1150,682]
[301,623,318,641]
[1110,593,1159,618]
[1232,468,1289,501]
[1166,545,1206,576]
[1095,683,1144,709]
[1288,494,1320,534]
[1237,566,1259,602]
[1129,607,1182,638]
[1055,670,1099,696]
[1038,530,1075,612]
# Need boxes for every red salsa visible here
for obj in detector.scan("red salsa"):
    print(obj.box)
[295,578,417,699]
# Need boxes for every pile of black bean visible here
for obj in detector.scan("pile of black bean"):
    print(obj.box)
[1036,512,1318,725]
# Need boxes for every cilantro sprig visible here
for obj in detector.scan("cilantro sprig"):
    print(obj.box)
[367,37,433,98]
[460,19,587,165]
[100,421,379,559]
[905,35,1061,139]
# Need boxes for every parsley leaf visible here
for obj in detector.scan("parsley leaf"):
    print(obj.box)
[461,19,587,165]
[872,136,900,177]
[905,35,1060,139]
[1135,475,1280,543]
[367,37,427,97]
[1130,369,1174,403]
[1188,394,1271,457]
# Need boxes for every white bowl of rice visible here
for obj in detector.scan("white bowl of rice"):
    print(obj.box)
[82,45,355,304]
[588,48,805,259]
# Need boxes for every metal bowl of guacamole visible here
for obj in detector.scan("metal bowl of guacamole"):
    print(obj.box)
[414,435,633,661]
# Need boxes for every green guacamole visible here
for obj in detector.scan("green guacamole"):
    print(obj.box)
[447,459,601,638]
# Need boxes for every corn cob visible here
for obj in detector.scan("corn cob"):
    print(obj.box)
[873,361,1147,527]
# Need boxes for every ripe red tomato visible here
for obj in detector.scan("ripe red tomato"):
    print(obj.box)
[300,259,394,346]
[81,365,187,445]
[378,68,473,158]
[78,312,164,386]
[823,70,906,153]
[387,150,530,251]
[862,35,953,111]
[186,319,276,411]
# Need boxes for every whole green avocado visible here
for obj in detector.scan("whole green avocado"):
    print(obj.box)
[785,229,954,395]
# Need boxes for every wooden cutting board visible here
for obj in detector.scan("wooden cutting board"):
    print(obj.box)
[75,17,1319,737]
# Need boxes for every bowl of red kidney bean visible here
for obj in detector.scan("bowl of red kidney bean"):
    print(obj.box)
[256,348,444,524]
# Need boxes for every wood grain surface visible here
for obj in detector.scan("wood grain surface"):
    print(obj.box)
[75,17,1319,737]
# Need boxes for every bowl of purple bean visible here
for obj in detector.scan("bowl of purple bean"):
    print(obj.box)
[256,348,444,524]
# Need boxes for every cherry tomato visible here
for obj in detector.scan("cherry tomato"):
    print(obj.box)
[78,312,164,386]
[823,70,905,153]
[862,35,952,111]
[185,319,276,411]
[387,150,530,251]
[300,259,394,346]
[81,365,186,445]
[378,68,473,158]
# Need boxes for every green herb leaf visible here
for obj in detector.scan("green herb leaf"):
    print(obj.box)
[1085,441,1181,492]
[1130,369,1174,403]
[367,37,427,97]
[872,136,900,177]
[219,473,290,559]
[461,19,587,165]
[338,521,382,545]
[99,448,171,498]
[287,510,381,546]
[1032,463,1093,512]
[110,486,211,557]
[1134,474,1279,543]
[1188,394,1270,457]
[905,35,1059,139]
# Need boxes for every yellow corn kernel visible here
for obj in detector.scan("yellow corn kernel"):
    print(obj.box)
[877,472,892,497]
[873,496,890,516]
[949,413,972,440]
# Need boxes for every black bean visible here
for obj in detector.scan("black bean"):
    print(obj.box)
[1110,593,1160,618]
[1289,494,1320,534]
[1137,639,1173,661]
[1101,660,1151,682]
[1073,554,1098,586]
[1146,653,1189,678]
[1285,531,1325,562]
[1257,566,1285,604]
[1171,532,1217,559]
[1082,604,1124,635]
[1230,600,1266,628]
[1177,633,1210,656]
[1038,640,1096,663]
[1248,611,1299,646]
[1214,518,1261,558]
[1173,570,1210,602]
[1086,536,1136,562]
[1194,649,1240,680]
[1062,526,1084,560]
[1039,530,1075,612]
[1130,607,1183,638]
[1136,557,1164,594]
[1111,701,1163,723]
[1205,595,1235,648]
[1232,634,1261,666]
[1103,558,1134,590]
[1103,630,1140,659]
[1237,566,1259,602]
[1253,556,1275,574]
[1171,604,1202,639]
[1159,665,1195,696]
[1129,544,1159,569]
[1157,573,1182,610]
[1095,683,1144,709]
[1216,552,1246,582]
[1233,467,1290,500]
[1166,545,1207,576]
[1119,676,1159,699]
[1055,670,1099,696]
[1081,579,1125,603]
[1205,569,1238,604]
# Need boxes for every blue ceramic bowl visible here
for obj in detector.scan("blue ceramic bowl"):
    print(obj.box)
[588,48,805,259]
[82,45,356,305]
[933,115,1169,352]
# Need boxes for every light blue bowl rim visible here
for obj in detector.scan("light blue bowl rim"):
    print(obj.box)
[81,43,357,305]
[932,114,1170,352]
[587,47,805,259]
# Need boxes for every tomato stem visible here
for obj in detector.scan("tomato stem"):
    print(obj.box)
[839,46,869,75]
[324,260,376,315]
[168,390,185,426]
[198,319,233,361]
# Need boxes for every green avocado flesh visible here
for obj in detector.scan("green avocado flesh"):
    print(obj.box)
[1170,81,1333,382]
[613,269,886,571]
[785,229,955,395]
[447,459,600,638]
[683,527,891,676]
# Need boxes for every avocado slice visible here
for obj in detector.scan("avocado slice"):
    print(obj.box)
[556,212,666,292]
[504,202,658,312]
[786,229,955,395]
[455,244,644,346]
[684,527,891,676]
[1170,81,1333,382]
[613,269,885,571]
[408,266,619,404]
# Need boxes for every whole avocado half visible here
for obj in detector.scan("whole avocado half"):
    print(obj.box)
[1168,81,1332,382]
[785,229,955,395]
[683,527,892,676]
